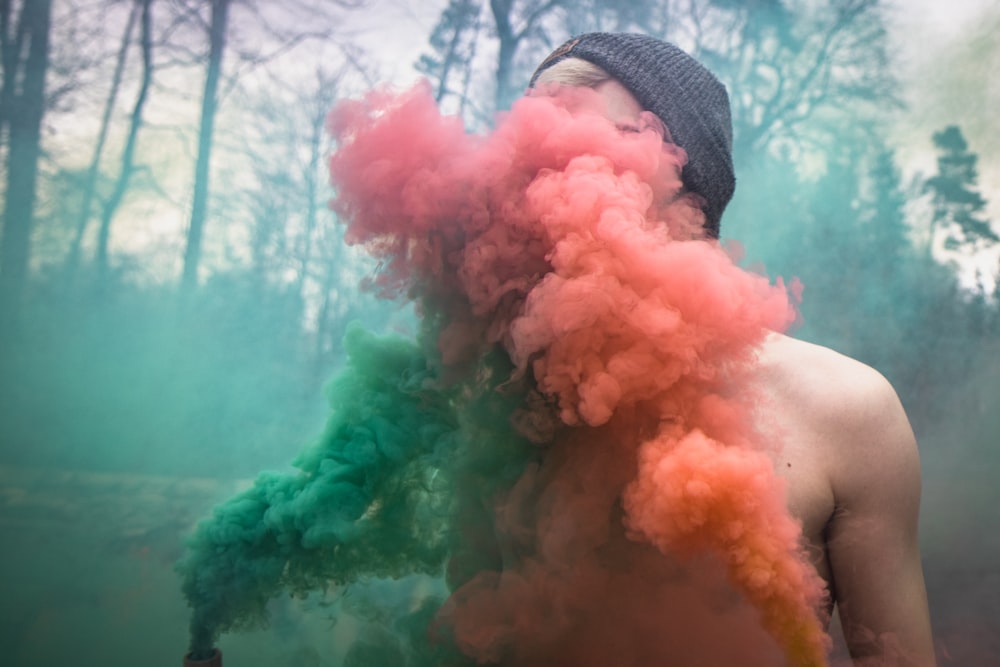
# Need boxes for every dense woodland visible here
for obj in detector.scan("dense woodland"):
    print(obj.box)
[0,0,997,479]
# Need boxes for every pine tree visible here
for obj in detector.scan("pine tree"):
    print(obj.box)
[924,125,998,252]
[865,148,910,268]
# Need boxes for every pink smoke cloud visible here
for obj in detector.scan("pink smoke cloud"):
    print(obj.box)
[328,81,830,666]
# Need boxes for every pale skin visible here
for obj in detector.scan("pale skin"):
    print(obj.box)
[588,77,937,666]
[756,333,936,667]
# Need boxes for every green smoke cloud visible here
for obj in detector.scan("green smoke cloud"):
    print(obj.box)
[176,322,535,660]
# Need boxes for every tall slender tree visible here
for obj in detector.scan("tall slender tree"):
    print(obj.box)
[95,0,155,284]
[0,0,52,318]
[181,0,230,294]
[419,0,659,124]
[416,0,483,111]
[64,0,142,283]
[0,0,24,139]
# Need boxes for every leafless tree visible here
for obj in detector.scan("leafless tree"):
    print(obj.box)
[420,0,898,162]
[93,0,154,283]
[180,0,229,294]
[665,0,900,164]
[177,0,371,294]
[64,0,141,281]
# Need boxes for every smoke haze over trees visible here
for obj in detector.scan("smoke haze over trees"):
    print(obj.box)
[0,0,998,664]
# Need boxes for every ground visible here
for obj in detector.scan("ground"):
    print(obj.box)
[0,456,995,666]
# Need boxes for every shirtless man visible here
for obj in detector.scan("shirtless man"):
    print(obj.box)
[529,33,936,666]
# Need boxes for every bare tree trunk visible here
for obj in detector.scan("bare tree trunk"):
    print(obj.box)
[0,0,52,319]
[295,68,341,302]
[295,106,322,301]
[180,0,229,293]
[431,0,482,103]
[0,0,25,141]
[488,0,563,113]
[95,0,154,284]
[312,237,345,373]
[490,0,516,113]
[64,0,141,283]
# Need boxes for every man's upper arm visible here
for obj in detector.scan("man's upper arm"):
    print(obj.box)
[825,369,936,666]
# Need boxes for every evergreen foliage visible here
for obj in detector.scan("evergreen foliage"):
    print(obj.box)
[924,125,999,251]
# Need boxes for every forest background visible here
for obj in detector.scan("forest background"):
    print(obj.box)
[0,0,998,665]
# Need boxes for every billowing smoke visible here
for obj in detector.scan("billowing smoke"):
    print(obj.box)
[178,81,829,666]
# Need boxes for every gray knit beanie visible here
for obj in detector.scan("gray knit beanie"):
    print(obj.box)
[529,33,734,238]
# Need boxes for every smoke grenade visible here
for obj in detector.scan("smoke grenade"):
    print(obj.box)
[183,648,222,666]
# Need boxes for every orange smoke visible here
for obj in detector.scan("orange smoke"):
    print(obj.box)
[329,81,830,665]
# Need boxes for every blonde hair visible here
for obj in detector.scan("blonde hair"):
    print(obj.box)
[532,57,611,89]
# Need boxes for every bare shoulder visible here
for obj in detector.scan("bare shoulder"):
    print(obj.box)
[755,333,918,492]
[756,334,906,432]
